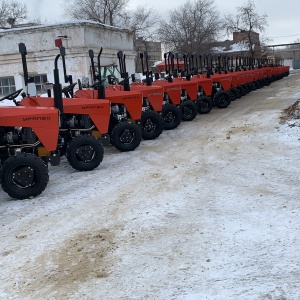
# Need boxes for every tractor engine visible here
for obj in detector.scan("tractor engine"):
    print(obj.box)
[0,126,38,161]
[212,82,221,93]
[197,87,204,98]
[0,126,20,145]
[142,98,150,111]
[111,104,128,121]
[163,93,170,105]
[181,90,188,102]
[61,114,93,130]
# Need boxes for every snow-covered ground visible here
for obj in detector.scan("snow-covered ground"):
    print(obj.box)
[1,71,300,300]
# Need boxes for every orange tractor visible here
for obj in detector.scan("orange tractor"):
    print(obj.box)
[74,48,143,150]
[106,50,164,140]
[0,89,60,199]
[0,42,111,199]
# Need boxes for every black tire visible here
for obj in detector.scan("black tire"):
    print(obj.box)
[1,153,49,199]
[237,85,246,97]
[255,80,263,89]
[110,122,142,152]
[236,86,242,98]
[242,84,250,94]
[263,77,271,86]
[229,88,237,101]
[252,81,258,90]
[196,96,213,114]
[258,79,265,88]
[179,101,197,121]
[213,91,230,108]
[66,135,104,171]
[247,83,253,92]
[140,110,163,140]
[162,104,181,130]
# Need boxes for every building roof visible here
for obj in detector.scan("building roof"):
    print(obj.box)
[212,41,254,54]
[0,20,127,35]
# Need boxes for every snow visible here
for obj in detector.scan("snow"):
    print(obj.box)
[212,41,255,53]
[0,99,15,106]
[0,20,124,34]
[0,71,300,299]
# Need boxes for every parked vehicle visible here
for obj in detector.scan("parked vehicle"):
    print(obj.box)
[74,48,143,151]
[0,89,60,199]
[18,43,111,171]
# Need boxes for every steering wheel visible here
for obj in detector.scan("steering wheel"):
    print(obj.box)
[62,82,77,94]
[0,88,23,102]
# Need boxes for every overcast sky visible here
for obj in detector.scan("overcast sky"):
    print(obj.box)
[19,0,299,46]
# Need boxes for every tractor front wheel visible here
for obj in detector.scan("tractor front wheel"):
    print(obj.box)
[237,85,246,97]
[196,96,213,114]
[162,104,181,130]
[66,135,104,171]
[140,110,163,140]
[179,101,197,121]
[110,122,142,152]
[1,153,49,199]
[213,91,231,108]
[229,88,237,101]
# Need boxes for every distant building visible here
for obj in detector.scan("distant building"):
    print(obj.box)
[233,31,260,44]
[0,21,135,96]
[210,31,261,58]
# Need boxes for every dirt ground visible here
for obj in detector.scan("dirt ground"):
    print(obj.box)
[1,71,300,300]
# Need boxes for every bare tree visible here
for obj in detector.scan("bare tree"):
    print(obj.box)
[64,1,160,71]
[224,0,268,57]
[124,5,160,72]
[64,0,129,26]
[123,5,159,40]
[158,0,221,54]
[0,0,27,28]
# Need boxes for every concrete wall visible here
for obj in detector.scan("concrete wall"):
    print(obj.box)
[283,59,293,69]
[0,21,135,95]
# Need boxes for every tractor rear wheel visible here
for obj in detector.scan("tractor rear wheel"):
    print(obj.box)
[179,101,197,121]
[66,135,104,171]
[196,96,213,114]
[162,104,181,130]
[140,110,163,140]
[1,153,49,199]
[110,122,142,152]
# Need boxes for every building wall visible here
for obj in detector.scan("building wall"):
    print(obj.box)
[283,59,293,68]
[233,31,260,44]
[0,21,135,95]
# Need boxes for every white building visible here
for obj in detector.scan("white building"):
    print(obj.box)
[0,20,135,96]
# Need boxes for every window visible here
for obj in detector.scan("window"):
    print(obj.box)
[33,74,48,94]
[0,76,16,95]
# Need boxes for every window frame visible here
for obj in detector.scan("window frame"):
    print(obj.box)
[0,76,16,96]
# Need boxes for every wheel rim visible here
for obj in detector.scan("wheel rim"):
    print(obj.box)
[164,111,176,124]
[144,118,157,133]
[119,128,135,143]
[199,101,208,110]
[182,105,193,117]
[76,145,95,162]
[9,164,37,189]
[218,95,227,104]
